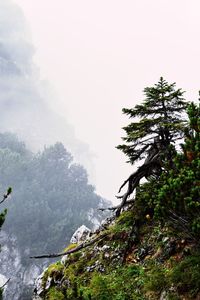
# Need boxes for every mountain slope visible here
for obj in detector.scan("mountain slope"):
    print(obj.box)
[34,102,200,300]
[0,133,109,299]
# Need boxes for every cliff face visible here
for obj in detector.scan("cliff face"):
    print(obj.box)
[0,231,49,300]
[0,209,106,300]
[33,210,200,300]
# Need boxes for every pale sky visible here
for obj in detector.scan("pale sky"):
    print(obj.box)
[13,0,200,202]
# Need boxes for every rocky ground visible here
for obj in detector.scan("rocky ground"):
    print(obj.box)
[0,231,50,300]
[33,209,200,300]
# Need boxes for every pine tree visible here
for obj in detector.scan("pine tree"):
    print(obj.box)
[117,77,188,163]
[136,101,200,236]
[116,78,189,216]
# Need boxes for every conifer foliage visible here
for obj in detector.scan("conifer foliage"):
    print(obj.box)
[117,77,188,163]
[136,101,200,237]
[116,78,189,216]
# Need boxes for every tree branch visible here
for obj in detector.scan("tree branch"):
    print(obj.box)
[98,199,135,211]
[30,232,109,259]
[116,159,162,217]
[0,195,8,205]
[0,188,12,205]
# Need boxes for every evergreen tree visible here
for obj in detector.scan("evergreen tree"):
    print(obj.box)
[0,136,108,299]
[0,137,107,253]
[135,101,200,237]
[117,77,188,163]
[116,78,189,216]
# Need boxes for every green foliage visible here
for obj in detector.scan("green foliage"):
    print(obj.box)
[42,262,64,293]
[58,238,200,300]
[113,210,135,232]
[45,262,64,279]
[139,255,200,298]
[46,287,65,300]
[0,133,108,300]
[0,135,107,253]
[90,270,137,299]
[78,266,146,300]
[135,102,200,237]
[41,206,200,300]
[89,275,111,300]
[143,263,169,293]
[40,96,199,300]
[62,243,78,252]
[117,77,188,164]
[170,255,200,296]
[36,85,199,300]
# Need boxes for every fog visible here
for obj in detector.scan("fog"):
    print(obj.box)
[1,0,200,202]
[0,0,95,185]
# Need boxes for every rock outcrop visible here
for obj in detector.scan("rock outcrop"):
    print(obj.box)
[0,231,48,300]
[33,210,200,300]
[70,225,91,244]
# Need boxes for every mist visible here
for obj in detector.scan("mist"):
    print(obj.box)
[0,0,199,299]
[0,0,95,184]
[1,0,200,202]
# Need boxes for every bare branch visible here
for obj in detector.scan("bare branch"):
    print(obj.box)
[98,199,135,211]
[118,175,131,194]
[0,195,8,205]
[0,188,12,205]
[30,232,109,259]
[116,159,162,217]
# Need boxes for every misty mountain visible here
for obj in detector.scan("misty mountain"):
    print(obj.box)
[0,133,108,252]
[0,0,94,178]
[0,132,109,299]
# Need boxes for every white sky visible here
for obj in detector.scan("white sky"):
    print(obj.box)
[14,0,200,202]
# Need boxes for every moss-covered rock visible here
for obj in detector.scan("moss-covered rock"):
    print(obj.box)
[34,103,200,299]
[34,209,200,299]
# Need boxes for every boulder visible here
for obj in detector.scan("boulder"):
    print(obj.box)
[70,225,91,244]
[61,254,69,265]
[33,268,48,297]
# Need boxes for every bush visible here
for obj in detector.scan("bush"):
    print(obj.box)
[170,255,200,297]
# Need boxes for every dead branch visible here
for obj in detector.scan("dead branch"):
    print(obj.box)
[0,195,9,205]
[30,232,109,259]
[0,188,12,205]
[98,199,135,211]
[116,159,161,217]
[117,173,135,193]
[168,209,188,225]
[168,209,196,241]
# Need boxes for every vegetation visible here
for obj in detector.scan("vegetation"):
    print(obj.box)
[135,100,200,237]
[116,78,189,215]
[0,134,107,253]
[38,80,200,300]
[117,77,188,164]
[40,208,200,299]
[0,133,108,299]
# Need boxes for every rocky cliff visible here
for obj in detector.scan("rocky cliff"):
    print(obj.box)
[0,205,108,300]
[33,210,200,300]
[0,231,50,300]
